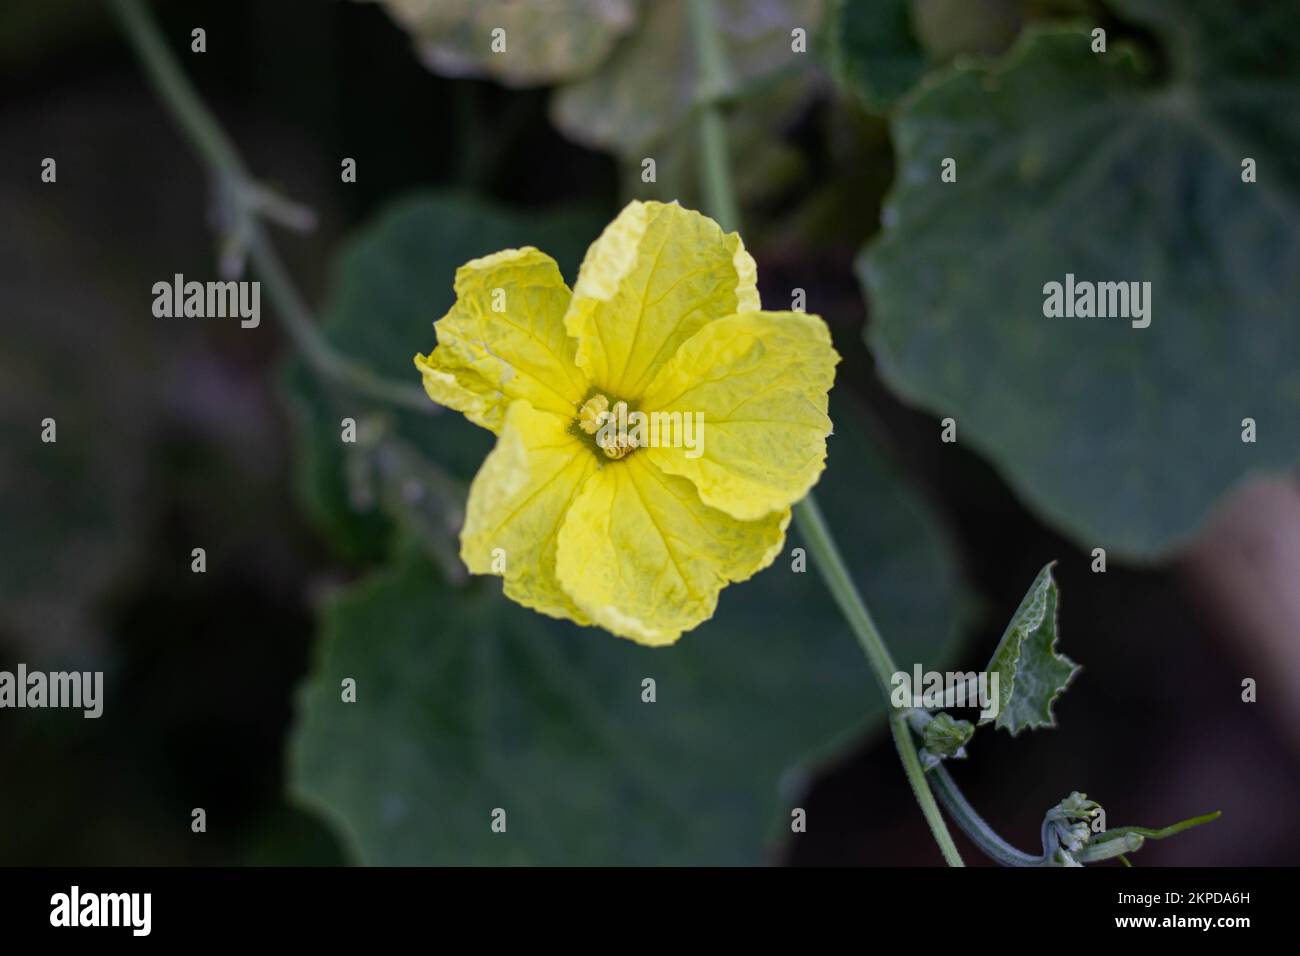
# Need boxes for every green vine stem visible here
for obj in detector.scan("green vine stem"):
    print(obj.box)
[796,496,965,866]
[686,0,964,867]
[109,0,432,415]
[686,0,741,234]
[931,766,1043,866]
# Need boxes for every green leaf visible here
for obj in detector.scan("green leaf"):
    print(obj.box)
[827,0,1022,113]
[285,192,605,561]
[357,0,637,86]
[983,563,1078,734]
[862,5,1300,558]
[290,397,968,864]
[827,0,926,112]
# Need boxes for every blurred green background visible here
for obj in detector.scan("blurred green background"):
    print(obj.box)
[1,0,1297,865]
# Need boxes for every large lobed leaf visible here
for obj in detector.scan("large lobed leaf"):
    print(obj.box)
[861,1,1300,558]
[289,394,967,864]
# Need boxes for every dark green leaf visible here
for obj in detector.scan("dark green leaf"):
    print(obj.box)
[827,0,926,112]
[863,5,1300,558]
[827,0,1022,114]
[290,397,967,864]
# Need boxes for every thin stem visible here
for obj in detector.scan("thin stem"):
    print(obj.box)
[108,0,246,177]
[109,0,431,415]
[685,0,962,866]
[931,766,1044,866]
[247,231,433,414]
[887,716,965,866]
[796,499,964,867]
[686,0,740,233]
[791,495,898,685]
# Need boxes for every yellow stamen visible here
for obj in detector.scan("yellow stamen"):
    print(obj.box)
[577,394,609,435]
[577,394,639,459]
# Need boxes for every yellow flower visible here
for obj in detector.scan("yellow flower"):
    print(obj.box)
[414,200,839,646]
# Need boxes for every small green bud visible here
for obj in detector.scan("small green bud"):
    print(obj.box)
[923,712,974,759]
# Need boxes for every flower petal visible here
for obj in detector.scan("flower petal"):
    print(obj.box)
[563,200,759,400]
[415,247,587,433]
[638,311,839,521]
[556,455,788,646]
[461,400,598,623]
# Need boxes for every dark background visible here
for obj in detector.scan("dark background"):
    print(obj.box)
[0,0,1296,866]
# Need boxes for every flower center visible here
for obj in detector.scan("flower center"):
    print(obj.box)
[577,394,640,460]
